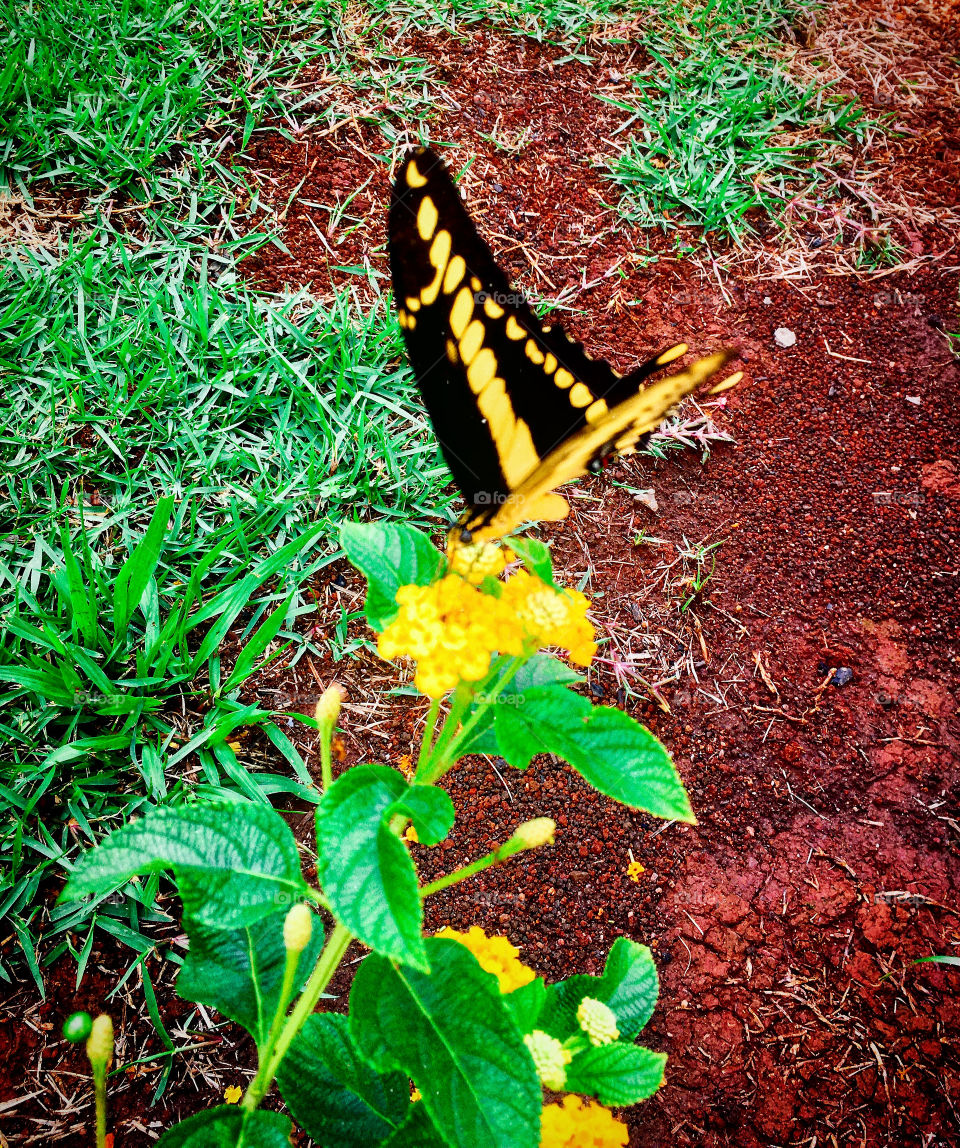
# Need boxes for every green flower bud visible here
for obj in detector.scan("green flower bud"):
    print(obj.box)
[523,1029,571,1091]
[63,1011,93,1043]
[509,818,556,851]
[283,902,313,955]
[576,997,619,1046]
[85,1014,114,1069]
[315,683,345,728]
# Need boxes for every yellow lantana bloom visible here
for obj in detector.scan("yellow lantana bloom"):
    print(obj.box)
[501,571,596,666]
[435,925,535,993]
[446,538,508,584]
[377,575,524,698]
[540,1095,629,1148]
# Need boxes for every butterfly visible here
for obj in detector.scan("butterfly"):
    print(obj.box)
[388,145,738,545]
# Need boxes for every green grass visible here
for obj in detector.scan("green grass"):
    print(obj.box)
[598,0,878,244]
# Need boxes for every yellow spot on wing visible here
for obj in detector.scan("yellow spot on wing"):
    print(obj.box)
[505,316,525,340]
[708,370,743,394]
[483,297,504,320]
[502,418,539,487]
[569,382,593,408]
[468,348,497,393]
[445,339,458,363]
[405,297,421,312]
[585,398,608,423]
[470,277,481,291]
[543,353,557,375]
[406,160,427,188]
[398,310,408,329]
[656,343,688,366]
[459,320,484,364]
[417,197,438,241]
[420,231,451,306]
[443,255,465,294]
[450,287,474,338]
[477,376,513,439]
[525,339,545,365]
[554,368,574,389]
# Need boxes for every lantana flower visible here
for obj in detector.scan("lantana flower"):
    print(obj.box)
[434,925,535,993]
[540,1095,629,1148]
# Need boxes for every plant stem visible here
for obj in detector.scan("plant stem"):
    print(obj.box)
[241,921,353,1112]
[415,681,474,784]
[93,1060,107,1148]
[419,840,522,898]
[319,727,333,792]
[415,697,441,775]
[421,655,526,783]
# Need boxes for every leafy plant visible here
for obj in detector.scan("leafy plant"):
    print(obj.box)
[0,497,329,990]
[59,522,695,1145]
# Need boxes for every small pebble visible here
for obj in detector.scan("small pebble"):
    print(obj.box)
[774,327,797,348]
[905,395,921,405]
[830,667,854,687]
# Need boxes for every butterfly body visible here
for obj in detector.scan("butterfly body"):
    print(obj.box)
[388,146,734,544]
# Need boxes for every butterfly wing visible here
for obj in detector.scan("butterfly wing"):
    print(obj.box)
[389,146,730,537]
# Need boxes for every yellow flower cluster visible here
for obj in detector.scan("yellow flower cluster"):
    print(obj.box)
[377,575,524,698]
[540,1096,629,1148]
[500,571,596,666]
[377,566,596,699]
[435,926,535,994]
[446,538,509,583]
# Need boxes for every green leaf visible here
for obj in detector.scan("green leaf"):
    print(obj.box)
[457,655,582,759]
[508,537,554,585]
[113,494,175,643]
[176,907,324,1049]
[155,1106,292,1147]
[340,521,444,630]
[564,1042,666,1105]
[492,684,693,820]
[388,784,455,846]
[351,938,541,1148]
[382,1103,450,1148]
[316,765,426,969]
[541,939,659,1042]
[221,594,293,693]
[503,977,546,1034]
[276,1014,409,1147]
[60,802,307,928]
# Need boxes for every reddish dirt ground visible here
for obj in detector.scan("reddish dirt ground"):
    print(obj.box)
[3,1,959,1145]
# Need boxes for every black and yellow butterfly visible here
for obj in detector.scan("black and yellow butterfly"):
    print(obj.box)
[389,146,737,545]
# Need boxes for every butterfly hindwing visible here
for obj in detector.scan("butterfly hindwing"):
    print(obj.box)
[388,146,731,540]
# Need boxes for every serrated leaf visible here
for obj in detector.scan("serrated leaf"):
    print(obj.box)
[316,765,426,969]
[540,939,659,1042]
[277,1014,409,1148]
[387,784,455,846]
[492,687,693,820]
[60,803,306,928]
[155,1106,292,1147]
[564,1042,666,1105]
[457,655,582,759]
[176,907,324,1049]
[351,938,541,1148]
[340,521,443,630]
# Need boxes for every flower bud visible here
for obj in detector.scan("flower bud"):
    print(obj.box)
[576,997,619,1046]
[85,1014,114,1069]
[315,683,345,728]
[523,1029,571,1091]
[283,902,313,955]
[509,818,556,851]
